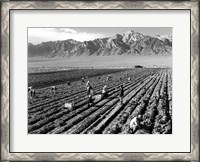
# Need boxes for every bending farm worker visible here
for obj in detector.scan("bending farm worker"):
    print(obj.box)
[129,114,142,133]
[101,85,108,99]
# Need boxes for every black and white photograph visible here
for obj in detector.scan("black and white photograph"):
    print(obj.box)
[28,27,172,134]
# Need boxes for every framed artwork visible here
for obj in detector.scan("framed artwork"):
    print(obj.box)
[1,0,199,161]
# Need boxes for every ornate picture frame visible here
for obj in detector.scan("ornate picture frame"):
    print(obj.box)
[1,0,199,161]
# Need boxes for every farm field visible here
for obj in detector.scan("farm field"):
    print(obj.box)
[28,68,129,88]
[28,68,172,134]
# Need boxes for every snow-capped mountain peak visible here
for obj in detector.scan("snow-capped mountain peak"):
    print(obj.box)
[28,30,172,58]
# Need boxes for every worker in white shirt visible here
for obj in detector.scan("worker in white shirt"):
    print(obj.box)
[101,85,108,99]
[86,81,90,88]
[129,114,142,133]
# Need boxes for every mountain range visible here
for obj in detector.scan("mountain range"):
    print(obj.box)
[28,30,172,58]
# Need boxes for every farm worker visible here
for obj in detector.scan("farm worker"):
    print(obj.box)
[128,77,131,82]
[130,114,142,133]
[28,86,32,92]
[101,85,108,99]
[82,77,85,83]
[162,120,172,134]
[30,89,36,98]
[86,83,94,107]
[86,81,90,87]
[64,102,74,111]
[119,85,124,105]
[107,75,112,81]
[160,115,168,124]
[51,86,57,95]
[67,81,70,86]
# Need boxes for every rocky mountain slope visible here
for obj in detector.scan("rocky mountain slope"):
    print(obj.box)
[28,30,172,58]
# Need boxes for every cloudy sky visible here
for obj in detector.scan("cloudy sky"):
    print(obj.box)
[28,27,172,45]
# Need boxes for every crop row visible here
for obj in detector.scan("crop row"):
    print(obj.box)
[28,69,155,112]
[28,69,157,124]
[66,72,160,134]
[29,69,156,134]
[28,68,129,88]
[152,69,172,134]
[103,70,163,134]
[28,68,172,134]
[28,69,156,108]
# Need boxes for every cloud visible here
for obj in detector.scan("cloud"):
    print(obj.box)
[28,28,106,44]
[44,28,78,34]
